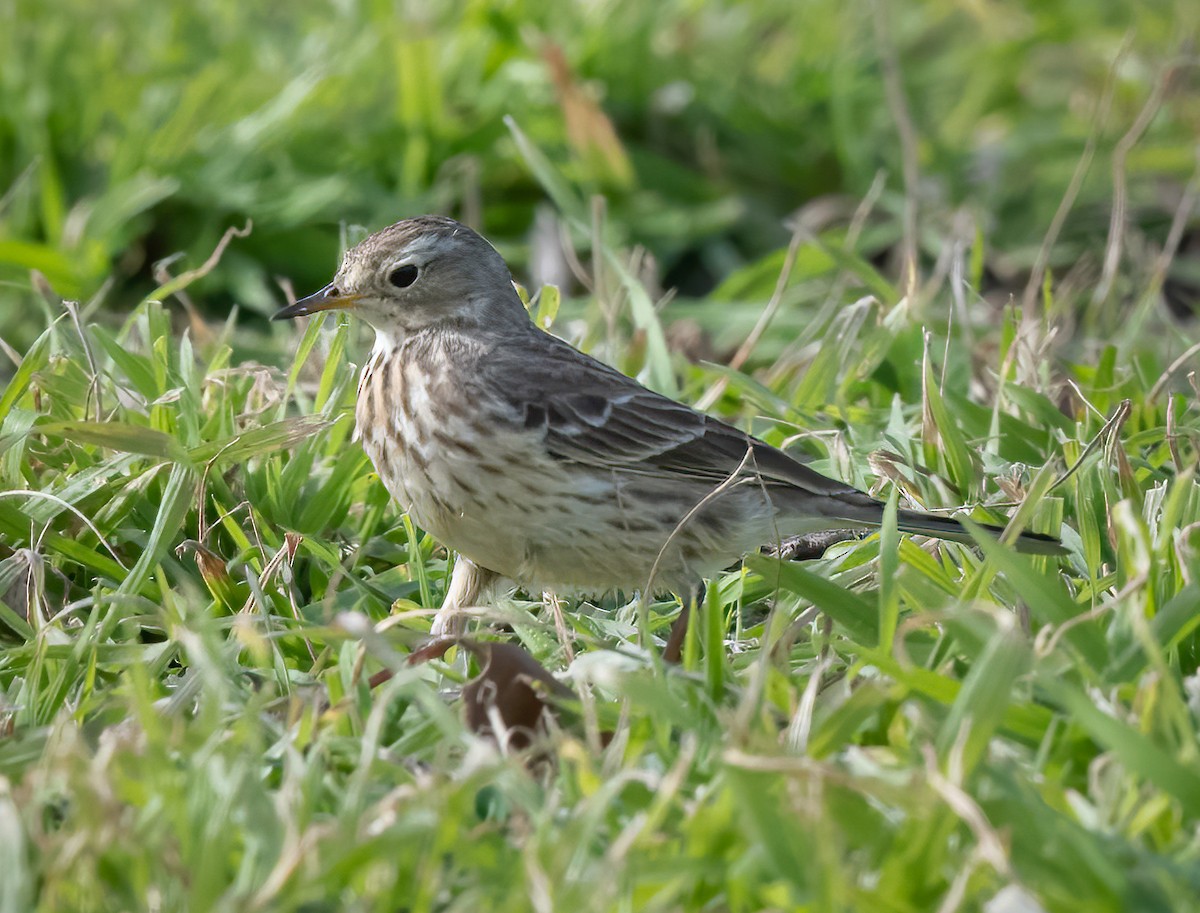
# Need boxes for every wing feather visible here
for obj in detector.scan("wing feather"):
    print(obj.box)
[488,332,858,498]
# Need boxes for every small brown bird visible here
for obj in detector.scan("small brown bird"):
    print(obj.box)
[275,216,1063,635]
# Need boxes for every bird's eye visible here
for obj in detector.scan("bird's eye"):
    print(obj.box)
[388,265,419,289]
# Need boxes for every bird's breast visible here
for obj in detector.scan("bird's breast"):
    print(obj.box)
[355,343,552,576]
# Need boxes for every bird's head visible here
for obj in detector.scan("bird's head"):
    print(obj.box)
[273,216,528,339]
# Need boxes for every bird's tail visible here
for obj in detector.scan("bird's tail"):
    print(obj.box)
[894,508,1065,556]
[779,487,1067,556]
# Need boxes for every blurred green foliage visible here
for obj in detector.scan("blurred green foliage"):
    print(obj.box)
[2,0,1198,351]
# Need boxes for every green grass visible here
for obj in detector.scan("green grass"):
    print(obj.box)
[4,1,1200,911]
[3,0,1198,344]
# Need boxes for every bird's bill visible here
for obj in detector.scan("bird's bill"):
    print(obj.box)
[272,284,360,320]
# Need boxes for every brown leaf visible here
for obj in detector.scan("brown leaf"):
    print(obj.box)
[460,640,574,750]
[544,44,634,188]
[176,539,244,610]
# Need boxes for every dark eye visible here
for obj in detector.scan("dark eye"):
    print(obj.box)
[388,265,419,288]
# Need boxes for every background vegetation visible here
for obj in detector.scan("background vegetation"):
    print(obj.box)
[2,0,1200,910]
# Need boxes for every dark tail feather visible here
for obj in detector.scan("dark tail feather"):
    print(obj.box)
[895,508,1066,556]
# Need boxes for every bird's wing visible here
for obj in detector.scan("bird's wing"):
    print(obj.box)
[488,331,861,499]
[482,330,1068,556]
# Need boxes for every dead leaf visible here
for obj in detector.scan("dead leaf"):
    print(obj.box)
[409,637,574,750]
[462,641,575,750]
[544,44,634,188]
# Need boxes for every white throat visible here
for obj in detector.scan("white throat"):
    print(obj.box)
[371,326,405,352]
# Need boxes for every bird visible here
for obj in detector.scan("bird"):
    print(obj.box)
[274,215,1064,638]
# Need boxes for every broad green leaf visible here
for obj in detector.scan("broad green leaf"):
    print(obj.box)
[747,555,877,644]
[38,420,189,463]
[921,338,977,497]
[965,520,1108,672]
[115,461,196,601]
[1040,676,1200,818]
[189,415,334,465]
[0,326,53,424]
[936,622,1031,776]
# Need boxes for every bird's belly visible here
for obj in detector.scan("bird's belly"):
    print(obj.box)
[418,465,779,594]
[512,479,780,593]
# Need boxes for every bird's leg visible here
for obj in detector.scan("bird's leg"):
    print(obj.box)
[663,581,703,664]
[769,529,866,561]
[430,555,498,637]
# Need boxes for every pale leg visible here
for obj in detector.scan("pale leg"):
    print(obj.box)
[430,555,499,637]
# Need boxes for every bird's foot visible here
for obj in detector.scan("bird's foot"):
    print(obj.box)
[768,529,867,561]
